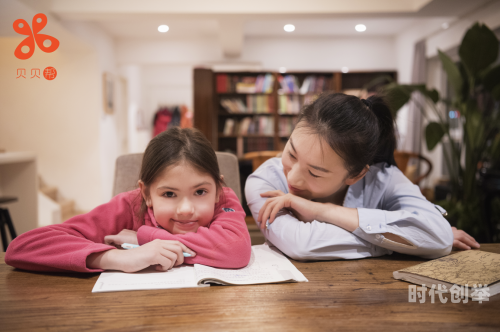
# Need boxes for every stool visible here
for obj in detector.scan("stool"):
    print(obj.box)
[0,196,18,252]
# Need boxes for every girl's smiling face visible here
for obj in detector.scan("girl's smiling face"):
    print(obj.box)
[281,125,367,202]
[140,161,219,234]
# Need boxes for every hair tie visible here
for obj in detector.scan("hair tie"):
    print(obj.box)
[361,99,372,109]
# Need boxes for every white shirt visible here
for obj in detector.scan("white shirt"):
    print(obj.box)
[245,157,454,261]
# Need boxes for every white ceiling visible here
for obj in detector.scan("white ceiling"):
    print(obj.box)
[8,0,495,56]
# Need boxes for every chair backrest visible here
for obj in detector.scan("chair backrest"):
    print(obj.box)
[243,151,282,172]
[112,152,242,202]
[394,150,433,185]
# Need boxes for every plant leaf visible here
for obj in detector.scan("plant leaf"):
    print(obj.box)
[382,83,412,116]
[492,85,500,101]
[426,89,440,104]
[459,23,499,77]
[482,64,500,91]
[425,122,446,151]
[438,50,463,98]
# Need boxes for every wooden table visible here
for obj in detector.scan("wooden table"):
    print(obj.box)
[1,245,500,331]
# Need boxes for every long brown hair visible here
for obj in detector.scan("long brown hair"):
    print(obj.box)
[136,127,225,221]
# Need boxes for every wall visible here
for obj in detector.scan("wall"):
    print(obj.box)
[0,0,107,212]
[0,37,103,211]
[116,35,398,144]
[62,20,125,203]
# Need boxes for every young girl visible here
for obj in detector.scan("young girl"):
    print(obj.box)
[245,93,479,261]
[6,128,252,273]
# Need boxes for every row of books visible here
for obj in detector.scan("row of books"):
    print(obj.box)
[279,117,297,137]
[222,116,275,136]
[220,95,275,114]
[278,95,301,114]
[216,74,275,94]
[245,137,275,153]
[278,75,330,94]
[278,94,319,114]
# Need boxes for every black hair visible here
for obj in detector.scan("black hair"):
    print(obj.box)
[296,92,397,177]
[137,127,225,221]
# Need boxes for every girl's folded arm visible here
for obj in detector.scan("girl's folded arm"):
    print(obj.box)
[136,188,251,268]
[5,191,140,272]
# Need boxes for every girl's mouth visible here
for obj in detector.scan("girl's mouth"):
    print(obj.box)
[288,184,303,193]
[172,219,198,230]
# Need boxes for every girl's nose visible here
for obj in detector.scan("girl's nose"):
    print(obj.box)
[177,197,194,217]
[287,163,303,187]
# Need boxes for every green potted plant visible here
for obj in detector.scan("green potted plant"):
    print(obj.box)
[381,23,500,242]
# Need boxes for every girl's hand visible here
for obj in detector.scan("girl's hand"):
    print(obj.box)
[452,227,480,250]
[87,239,197,272]
[258,190,321,229]
[104,229,138,248]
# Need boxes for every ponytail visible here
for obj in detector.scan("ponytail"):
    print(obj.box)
[296,92,397,177]
[363,95,397,167]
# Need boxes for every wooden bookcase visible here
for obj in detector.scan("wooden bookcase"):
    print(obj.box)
[194,68,396,156]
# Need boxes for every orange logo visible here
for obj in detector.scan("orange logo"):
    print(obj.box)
[13,13,59,60]
[43,67,57,80]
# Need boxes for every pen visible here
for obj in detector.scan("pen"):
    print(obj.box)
[121,243,192,257]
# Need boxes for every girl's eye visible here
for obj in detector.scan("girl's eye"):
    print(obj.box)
[195,189,207,196]
[289,152,296,159]
[309,170,320,178]
[163,191,176,198]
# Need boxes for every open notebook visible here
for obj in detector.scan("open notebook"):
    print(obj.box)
[92,244,308,293]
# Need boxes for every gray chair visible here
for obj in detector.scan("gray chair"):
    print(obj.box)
[112,152,242,202]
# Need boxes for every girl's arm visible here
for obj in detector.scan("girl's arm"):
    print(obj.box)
[253,164,455,260]
[245,163,385,261]
[135,187,252,269]
[5,191,141,272]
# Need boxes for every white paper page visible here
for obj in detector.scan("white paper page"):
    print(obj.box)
[194,244,308,285]
[92,265,203,293]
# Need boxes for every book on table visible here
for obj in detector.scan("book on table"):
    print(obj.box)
[393,250,500,298]
[92,244,308,293]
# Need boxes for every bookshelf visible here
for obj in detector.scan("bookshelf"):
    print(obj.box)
[193,68,396,157]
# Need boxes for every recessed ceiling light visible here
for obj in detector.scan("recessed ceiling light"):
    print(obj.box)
[355,24,366,32]
[279,67,287,73]
[284,24,295,32]
[341,67,349,73]
[158,25,169,33]
[441,22,449,29]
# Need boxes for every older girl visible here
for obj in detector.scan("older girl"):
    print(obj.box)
[245,93,478,261]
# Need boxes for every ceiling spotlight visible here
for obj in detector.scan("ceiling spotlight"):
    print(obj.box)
[341,67,349,73]
[284,24,295,32]
[442,22,449,29]
[279,67,287,73]
[355,24,366,32]
[158,25,169,33]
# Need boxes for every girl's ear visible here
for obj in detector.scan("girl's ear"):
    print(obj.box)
[138,180,152,207]
[345,165,370,186]
[215,175,224,203]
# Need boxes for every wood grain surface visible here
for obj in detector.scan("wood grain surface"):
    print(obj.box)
[1,245,500,331]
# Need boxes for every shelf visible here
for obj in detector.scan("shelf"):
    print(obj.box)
[218,134,275,138]
[277,92,326,96]
[218,112,275,116]
[277,113,300,116]
[217,92,273,96]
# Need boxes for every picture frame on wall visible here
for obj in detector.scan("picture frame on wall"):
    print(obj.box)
[103,72,114,114]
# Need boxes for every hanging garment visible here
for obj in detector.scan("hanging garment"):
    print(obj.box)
[153,107,172,137]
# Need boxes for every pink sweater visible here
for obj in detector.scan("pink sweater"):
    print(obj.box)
[5,187,251,272]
